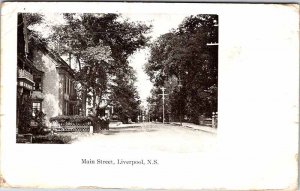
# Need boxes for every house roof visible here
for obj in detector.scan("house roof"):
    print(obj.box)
[29,35,75,77]
[17,55,44,75]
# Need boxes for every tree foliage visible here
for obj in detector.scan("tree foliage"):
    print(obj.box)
[145,14,218,123]
[109,67,141,123]
[23,13,44,27]
[48,13,151,118]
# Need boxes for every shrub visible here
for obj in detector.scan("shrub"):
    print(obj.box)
[50,115,92,124]
[92,116,109,132]
[31,110,51,135]
[33,134,73,144]
[17,96,50,135]
[17,95,33,134]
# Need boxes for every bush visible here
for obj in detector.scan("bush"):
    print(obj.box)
[17,95,33,134]
[90,116,110,132]
[33,134,73,144]
[31,110,50,135]
[30,126,51,135]
[50,115,92,124]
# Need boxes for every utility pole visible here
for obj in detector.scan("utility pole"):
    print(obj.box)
[159,87,168,124]
[178,77,183,126]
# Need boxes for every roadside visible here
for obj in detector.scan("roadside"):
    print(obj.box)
[110,121,217,134]
[109,123,142,129]
[170,122,217,134]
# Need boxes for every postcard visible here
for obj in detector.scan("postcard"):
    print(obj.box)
[1,2,299,190]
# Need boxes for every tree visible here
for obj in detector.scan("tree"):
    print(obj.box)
[109,67,141,123]
[24,13,44,26]
[17,13,44,133]
[147,88,164,122]
[145,14,218,123]
[48,13,151,116]
[48,13,112,115]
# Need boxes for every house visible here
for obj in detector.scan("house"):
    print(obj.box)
[29,37,79,124]
[17,14,44,131]
[17,13,79,127]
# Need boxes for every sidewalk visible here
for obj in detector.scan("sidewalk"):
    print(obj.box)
[171,122,217,134]
[109,123,141,129]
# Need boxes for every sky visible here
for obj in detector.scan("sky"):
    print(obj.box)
[124,13,187,106]
[34,13,189,107]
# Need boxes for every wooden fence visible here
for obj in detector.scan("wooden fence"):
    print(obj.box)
[199,112,218,128]
[51,122,93,133]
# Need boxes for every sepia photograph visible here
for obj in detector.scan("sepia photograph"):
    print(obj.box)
[16,12,218,146]
[1,2,298,190]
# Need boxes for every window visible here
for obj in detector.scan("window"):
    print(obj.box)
[32,102,41,114]
[64,101,68,115]
[70,81,73,95]
[34,77,42,91]
[69,79,71,95]
[64,76,68,94]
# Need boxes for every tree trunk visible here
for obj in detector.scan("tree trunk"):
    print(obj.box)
[81,88,87,116]
[96,90,102,107]
[92,89,96,108]
[76,57,81,71]
[75,56,85,115]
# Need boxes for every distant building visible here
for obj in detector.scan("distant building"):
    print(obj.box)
[86,90,114,118]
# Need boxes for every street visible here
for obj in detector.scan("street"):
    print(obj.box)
[68,122,219,189]
[72,123,217,154]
